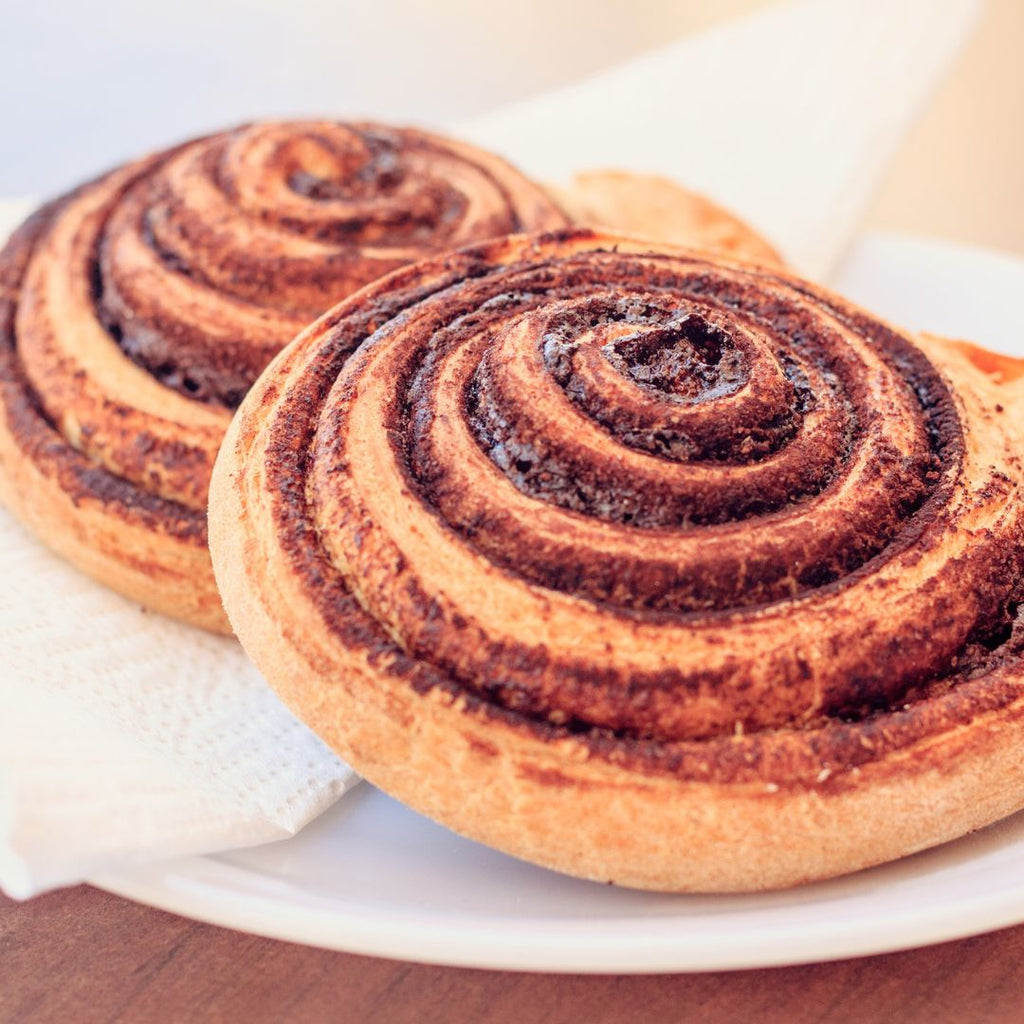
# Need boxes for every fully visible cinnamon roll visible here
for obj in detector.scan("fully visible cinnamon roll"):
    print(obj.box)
[210,231,1024,891]
[0,121,568,631]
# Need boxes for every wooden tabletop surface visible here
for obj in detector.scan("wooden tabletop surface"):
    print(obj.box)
[1,886,1023,1023]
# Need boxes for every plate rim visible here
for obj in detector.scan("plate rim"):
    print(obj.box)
[93,862,1024,973]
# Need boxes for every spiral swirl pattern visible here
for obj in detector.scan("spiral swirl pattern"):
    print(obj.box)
[0,122,567,629]
[212,231,1024,890]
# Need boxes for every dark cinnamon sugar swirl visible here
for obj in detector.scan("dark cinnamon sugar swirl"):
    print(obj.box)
[0,121,568,630]
[210,230,1024,891]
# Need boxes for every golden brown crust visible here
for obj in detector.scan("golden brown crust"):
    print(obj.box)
[0,122,568,630]
[209,230,1024,890]
[551,171,784,268]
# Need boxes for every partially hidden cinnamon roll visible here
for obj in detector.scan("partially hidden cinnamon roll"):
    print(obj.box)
[210,230,1024,891]
[0,122,568,631]
[550,170,783,267]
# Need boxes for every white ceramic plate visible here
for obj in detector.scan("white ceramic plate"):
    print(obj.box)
[80,232,1024,971]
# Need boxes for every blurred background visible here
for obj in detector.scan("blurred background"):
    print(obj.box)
[1,0,1021,253]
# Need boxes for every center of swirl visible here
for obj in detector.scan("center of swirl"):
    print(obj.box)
[529,296,801,465]
[604,313,742,401]
[465,289,844,529]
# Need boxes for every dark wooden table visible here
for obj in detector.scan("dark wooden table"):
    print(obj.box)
[2,887,1023,1022]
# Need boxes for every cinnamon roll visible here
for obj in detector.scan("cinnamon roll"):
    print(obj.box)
[0,122,568,630]
[210,230,1024,891]
[551,170,783,267]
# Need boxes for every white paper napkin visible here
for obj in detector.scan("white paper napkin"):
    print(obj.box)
[0,506,356,899]
[458,0,980,280]
[0,0,981,899]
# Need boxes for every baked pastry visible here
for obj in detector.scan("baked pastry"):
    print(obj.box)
[550,170,783,267]
[210,230,1024,892]
[0,121,568,631]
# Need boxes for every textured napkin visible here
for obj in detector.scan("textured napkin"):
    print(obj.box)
[0,0,980,899]
[0,506,357,900]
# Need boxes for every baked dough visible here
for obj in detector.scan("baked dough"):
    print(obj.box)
[209,231,1024,891]
[0,122,568,630]
[551,171,783,266]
